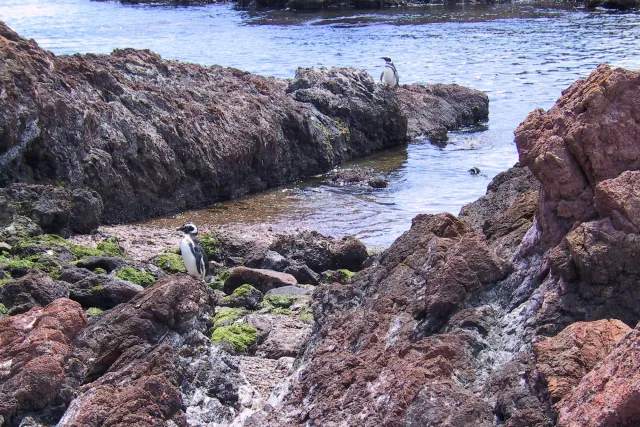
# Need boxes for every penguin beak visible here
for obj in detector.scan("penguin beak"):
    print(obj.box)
[176,226,184,232]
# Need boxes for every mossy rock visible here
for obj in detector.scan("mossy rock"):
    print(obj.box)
[0,303,7,315]
[0,242,11,255]
[322,269,356,285]
[297,305,314,324]
[96,240,126,257]
[115,267,155,287]
[33,258,64,279]
[153,253,186,273]
[212,307,247,329]
[221,284,263,310]
[0,256,34,276]
[0,215,41,246]
[86,307,104,316]
[208,281,224,291]
[200,232,222,259]
[71,245,105,259]
[93,267,107,275]
[210,323,257,352]
[262,294,294,309]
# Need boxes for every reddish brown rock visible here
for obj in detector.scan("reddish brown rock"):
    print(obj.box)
[224,266,297,294]
[594,170,640,234]
[557,323,640,426]
[55,273,214,426]
[330,235,368,271]
[535,319,631,405]
[0,298,86,423]
[459,164,540,260]
[264,213,510,426]
[515,64,640,249]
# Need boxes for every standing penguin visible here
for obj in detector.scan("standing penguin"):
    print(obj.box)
[380,57,399,87]
[177,222,208,280]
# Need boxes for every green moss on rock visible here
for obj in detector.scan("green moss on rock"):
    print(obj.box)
[71,245,105,259]
[262,294,294,309]
[213,308,247,329]
[96,240,126,257]
[200,232,222,259]
[153,253,186,273]
[208,281,224,291]
[0,256,35,271]
[271,307,292,316]
[115,267,155,287]
[0,303,7,315]
[86,307,104,316]
[90,284,104,292]
[297,306,314,324]
[93,267,107,275]
[210,324,257,352]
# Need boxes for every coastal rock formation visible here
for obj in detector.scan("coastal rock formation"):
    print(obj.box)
[0,22,487,225]
[0,270,69,315]
[0,299,86,425]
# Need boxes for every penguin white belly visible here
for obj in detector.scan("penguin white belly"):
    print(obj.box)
[383,67,396,85]
[180,239,200,277]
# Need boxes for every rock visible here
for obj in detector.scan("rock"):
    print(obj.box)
[224,267,297,295]
[557,323,640,426]
[270,231,335,273]
[0,299,86,424]
[58,267,94,284]
[265,285,310,297]
[367,176,388,188]
[459,163,540,260]
[0,215,42,246]
[0,270,69,315]
[243,249,289,271]
[397,83,490,142]
[326,167,386,188]
[0,184,103,237]
[594,170,640,234]
[0,24,485,225]
[55,273,214,425]
[221,284,264,310]
[245,313,312,359]
[68,274,144,309]
[535,319,631,405]
[283,262,320,286]
[515,64,640,250]
[74,256,127,273]
[586,0,639,9]
[331,235,368,271]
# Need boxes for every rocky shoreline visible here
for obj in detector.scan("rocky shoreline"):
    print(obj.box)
[0,21,487,226]
[1,17,639,427]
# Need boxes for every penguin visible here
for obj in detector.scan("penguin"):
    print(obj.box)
[380,57,399,87]
[177,222,208,280]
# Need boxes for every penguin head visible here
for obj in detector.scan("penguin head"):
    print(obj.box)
[178,222,198,235]
[381,57,392,63]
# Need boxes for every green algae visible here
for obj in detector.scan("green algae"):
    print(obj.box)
[210,323,257,352]
[153,253,186,273]
[212,307,247,329]
[115,267,155,287]
[262,294,294,309]
[86,307,104,316]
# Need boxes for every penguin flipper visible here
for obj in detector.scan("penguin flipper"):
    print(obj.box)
[380,71,384,83]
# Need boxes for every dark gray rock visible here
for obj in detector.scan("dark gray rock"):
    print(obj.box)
[0,270,69,315]
[70,189,104,234]
[270,231,335,273]
[284,262,320,286]
[0,215,41,246]
[75,256,127,273]
[221,284,264,310]
[58,267,94,284]
[331,235,368,271]
[68,275,143,309]
[223,267,297,295]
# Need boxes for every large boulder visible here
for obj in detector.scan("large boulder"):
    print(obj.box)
[0,22,487,225]
[223,267,297,294]
[68,274,144,309]
[0,299,86,425]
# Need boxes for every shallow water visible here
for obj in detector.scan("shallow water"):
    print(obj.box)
[2,1,640,245]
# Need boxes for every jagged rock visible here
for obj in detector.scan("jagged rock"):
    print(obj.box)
[224,267,297,294]
[55,273,214,426]
[68,274,144,309]
[535,319,631,406]
[459,163,540,260]
[515,64,640,250]
[594,170,640,233]
[556,323,640,426]
[0,299,86,425]
[0,270,69,315]
[0,215,41,246]
[283,262,320,286]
